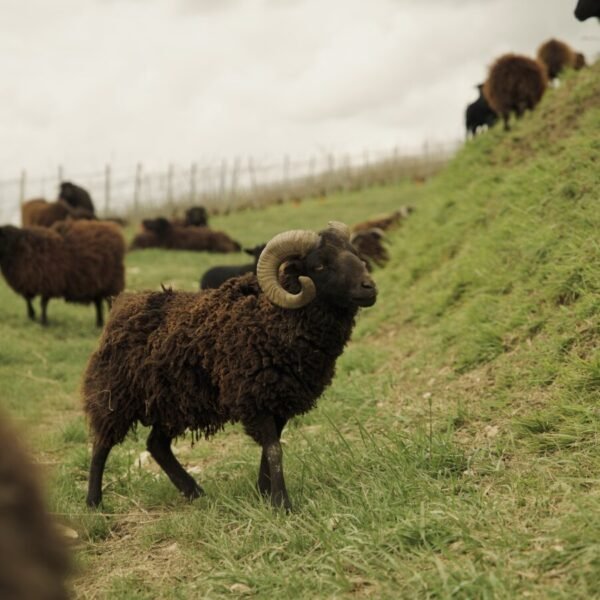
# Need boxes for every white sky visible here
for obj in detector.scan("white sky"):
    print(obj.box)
[0,0,597,178]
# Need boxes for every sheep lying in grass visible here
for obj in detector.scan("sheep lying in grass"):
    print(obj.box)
[21,198,95,228]
[0,221,125,326]
[465,84,498,138]
[483,53,548,131]
[200,244,266,289]
[0,411,69,600]
[84,222,377,510]
[130,217,241,253]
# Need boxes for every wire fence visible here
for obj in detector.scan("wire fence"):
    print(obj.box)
[0,140,461,225]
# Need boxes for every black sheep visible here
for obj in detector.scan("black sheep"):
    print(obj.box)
[84,222,377,511]
[465,84,498,138]
[200,244,266,290]
[574,0,600,20]
[58,181,95,214]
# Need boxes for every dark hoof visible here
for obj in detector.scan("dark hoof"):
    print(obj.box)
[86,495,102,508]
[184,483,205,501]
[270,493,292,513]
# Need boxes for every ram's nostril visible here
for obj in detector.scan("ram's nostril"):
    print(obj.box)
[361,281,375,290]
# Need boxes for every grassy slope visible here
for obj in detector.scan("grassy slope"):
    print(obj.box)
[0,63,598,598]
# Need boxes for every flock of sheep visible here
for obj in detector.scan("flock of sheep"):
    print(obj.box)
[466,37,589,136]
[0,1,597,597]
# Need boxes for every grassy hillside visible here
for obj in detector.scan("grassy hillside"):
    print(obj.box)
[0,62,598,598]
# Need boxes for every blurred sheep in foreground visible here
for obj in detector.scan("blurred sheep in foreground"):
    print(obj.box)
[0,411,70,600]
[574,0,600,20]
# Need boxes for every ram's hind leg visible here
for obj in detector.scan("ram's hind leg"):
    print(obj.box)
[147,426,204,500]
[25,296,35,321]
[86,442,113,507]
[40,296,50,326]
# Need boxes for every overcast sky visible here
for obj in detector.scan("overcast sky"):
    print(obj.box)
[0,0,597,179]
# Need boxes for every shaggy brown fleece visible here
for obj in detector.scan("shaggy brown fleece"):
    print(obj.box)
[537,38,577,79]
[0,413,69,600]
[84,272,356,447]
[0,221,125,325]
[483,53,548,131]
[21,198,94,227]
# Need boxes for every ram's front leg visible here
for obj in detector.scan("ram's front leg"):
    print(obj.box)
[247,413,291,511]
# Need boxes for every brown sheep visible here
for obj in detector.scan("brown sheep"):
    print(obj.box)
[574,52,587,70]
[84,222,377,511]
[352,206,414,233]
[0,221,125,326]
[130,217,241,253]
[536,39,579,79]
[351,229,389,269]
[21,198,95,228]
[483,54,548,131]
[0,411,70,599]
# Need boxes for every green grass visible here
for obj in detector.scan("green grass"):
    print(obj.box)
[1,62,599,598]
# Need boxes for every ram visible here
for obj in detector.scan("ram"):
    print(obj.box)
[84,222,377,510]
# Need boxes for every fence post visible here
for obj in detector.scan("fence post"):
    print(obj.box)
[190,162,197,204]
[133,163,143,214]
[167,163,174,209]
[219,159,227,207]
[19,170,27,206]
[104,164,111,215]
[229,156,240,210]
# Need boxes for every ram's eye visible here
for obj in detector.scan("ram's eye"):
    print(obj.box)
[314,264,325,272]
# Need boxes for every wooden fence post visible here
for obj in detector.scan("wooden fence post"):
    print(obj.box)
[133,163,143,213]
[19,170,27,206]
[167,163,174,209]
[190,162,197,204]
[219,160,227,206]
[104,164,111,215]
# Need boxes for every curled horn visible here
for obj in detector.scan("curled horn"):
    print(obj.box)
[327,221,351,240]
[257,229,320,308]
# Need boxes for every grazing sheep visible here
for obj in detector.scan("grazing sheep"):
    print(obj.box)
[351,229,389,269]
[536,39,579,80]
[575,0,600,20]
[130,217,241,253]
[352,206,414,233]
[200,244,266,290]
[58,181,95,214]
[0,411,69,600]
[483,54,548,131]
[465,84,498,138]
[0,220,125,326]
[84,222,377,510]
[21,198,95,228]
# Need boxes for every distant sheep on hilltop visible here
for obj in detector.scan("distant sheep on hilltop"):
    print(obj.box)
[537,39,583,80]
[483,54,548,131]
[574,0,600,20]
